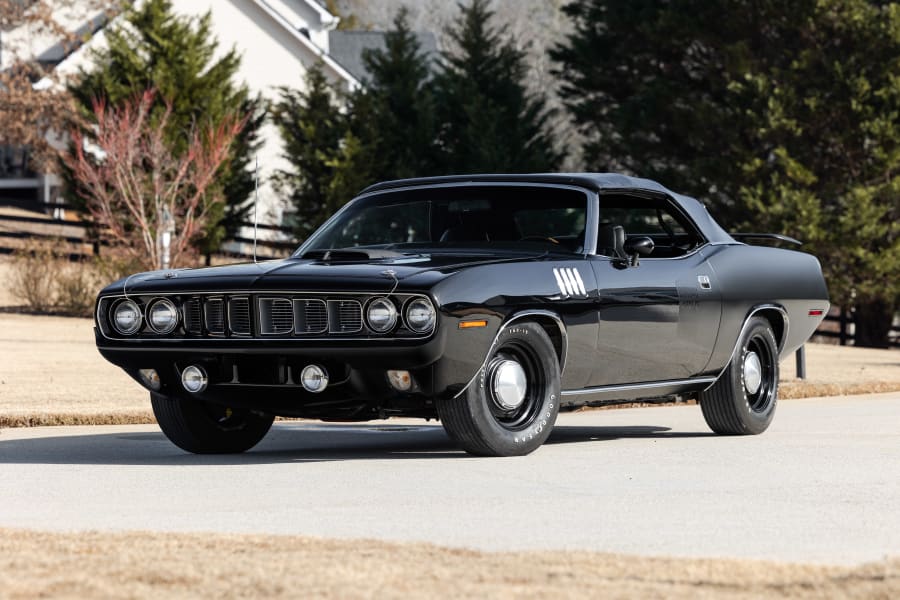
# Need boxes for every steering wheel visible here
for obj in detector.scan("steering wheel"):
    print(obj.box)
[520,236,560,244]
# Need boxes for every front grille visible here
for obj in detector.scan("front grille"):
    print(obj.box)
[328,299,363,333]
[294,299,328,334]
[183,298,202,334]
[228,297,251,335]
[259,298,294,335]
[204,297,225,334]
[102,292,434,339]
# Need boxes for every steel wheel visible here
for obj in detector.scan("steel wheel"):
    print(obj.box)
[700,316,779,435]
[437,321,561,456]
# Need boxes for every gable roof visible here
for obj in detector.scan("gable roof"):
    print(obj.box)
[327,29,439,83]
[249,0,357,87]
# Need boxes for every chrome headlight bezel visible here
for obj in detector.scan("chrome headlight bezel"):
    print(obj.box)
[404,297,436,333]
[111,299,143,335]
[147,298,179,334]
[365,297,398,333]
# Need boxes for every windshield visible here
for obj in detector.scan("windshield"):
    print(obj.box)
[297,185,588,255]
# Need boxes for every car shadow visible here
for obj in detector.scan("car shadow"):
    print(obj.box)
[0,422,714,466]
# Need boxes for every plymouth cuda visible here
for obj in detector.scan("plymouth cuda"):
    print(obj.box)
[94,174,829,456]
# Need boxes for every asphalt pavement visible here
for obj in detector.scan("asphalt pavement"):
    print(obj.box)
[1,393,898,565]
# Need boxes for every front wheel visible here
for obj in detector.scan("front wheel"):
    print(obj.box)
[436,321,561,456]
[150,392,275,454]
[700,316,779,435]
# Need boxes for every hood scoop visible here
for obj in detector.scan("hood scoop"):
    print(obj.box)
[301,249,407,263]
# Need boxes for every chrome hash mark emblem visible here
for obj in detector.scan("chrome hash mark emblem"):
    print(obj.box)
[552,267,587,298]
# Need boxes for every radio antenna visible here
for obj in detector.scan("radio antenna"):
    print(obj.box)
[253,155,259,264]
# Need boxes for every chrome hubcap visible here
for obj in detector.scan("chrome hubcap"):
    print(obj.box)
[743,351,762,395]
[489,359,528,410]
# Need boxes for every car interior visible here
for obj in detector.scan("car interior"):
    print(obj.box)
[307,186,705,258]
[596,194,706,259]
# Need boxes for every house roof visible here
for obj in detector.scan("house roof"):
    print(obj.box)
[250,0,357,87]
[328,29,439,83]
[47,0,359,90]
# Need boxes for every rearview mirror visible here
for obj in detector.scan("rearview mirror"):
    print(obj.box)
[623,236,654,266]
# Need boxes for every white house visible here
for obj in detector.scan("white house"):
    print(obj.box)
[3,0,436,249]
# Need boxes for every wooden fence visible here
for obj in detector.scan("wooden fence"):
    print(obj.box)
[0,203,294,261]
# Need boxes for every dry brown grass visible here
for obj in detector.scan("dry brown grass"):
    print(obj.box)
[780,380,900,399]
[0,410,154,428]
[0,528,896,599]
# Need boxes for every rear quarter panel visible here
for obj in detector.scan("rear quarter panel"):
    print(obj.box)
[702,244,829,375]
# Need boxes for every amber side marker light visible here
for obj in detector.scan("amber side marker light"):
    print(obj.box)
[808,309,825,317]
[459,320,488,329]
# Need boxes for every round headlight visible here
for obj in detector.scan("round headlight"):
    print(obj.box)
[148,298,179,334]
[112,299,142,335]
[366,297,398,333]
[405,297,436,333]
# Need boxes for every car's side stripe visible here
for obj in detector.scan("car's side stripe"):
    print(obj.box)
[552,268,569,296]
[570,268,587,296]
[552,268,587,298]
[559,268,576,295]
[558,269,573,296]
[563,269,579,296]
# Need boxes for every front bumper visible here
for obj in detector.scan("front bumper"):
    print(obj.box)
[97,328,448,419]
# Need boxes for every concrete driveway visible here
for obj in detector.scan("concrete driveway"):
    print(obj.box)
[1,393,897,565]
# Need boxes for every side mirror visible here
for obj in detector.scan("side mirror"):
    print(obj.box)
[623,236,654,267]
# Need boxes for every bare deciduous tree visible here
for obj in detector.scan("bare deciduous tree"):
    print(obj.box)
[64,89,245,270]
[0,0,119,172]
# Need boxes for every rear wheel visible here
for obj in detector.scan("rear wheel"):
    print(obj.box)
[150,392,275,454]
[700,316,779,435]
[436,321,561,456]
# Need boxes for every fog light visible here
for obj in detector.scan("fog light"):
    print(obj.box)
[301,365,328,393]
[387,370,412,392]
[181,365,207,393]
[138,368,161,391]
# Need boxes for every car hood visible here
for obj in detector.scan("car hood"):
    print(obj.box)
[100,252,537,295]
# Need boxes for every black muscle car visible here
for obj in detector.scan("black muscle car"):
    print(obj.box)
[94,173,829,456]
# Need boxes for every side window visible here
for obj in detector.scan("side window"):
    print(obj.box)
[597,196,705,258]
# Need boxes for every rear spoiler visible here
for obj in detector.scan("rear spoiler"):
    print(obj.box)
[731,233,802,246]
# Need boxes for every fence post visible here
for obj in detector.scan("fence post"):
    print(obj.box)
[839,307,848,346]
[795,345,806,379]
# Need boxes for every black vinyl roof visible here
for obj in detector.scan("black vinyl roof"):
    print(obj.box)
[360,173,735,244]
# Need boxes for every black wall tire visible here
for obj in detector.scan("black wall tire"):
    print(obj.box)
[437,321,561,456]
[150,392,275,454]
[700,316,779,435]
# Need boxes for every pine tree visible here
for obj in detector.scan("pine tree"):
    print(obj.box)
[435,0,562,173]
[552,0,900,347]
[67,0,263,252]
[356,8,439,181]
[549,0,773,215]
[272,64,347,240]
